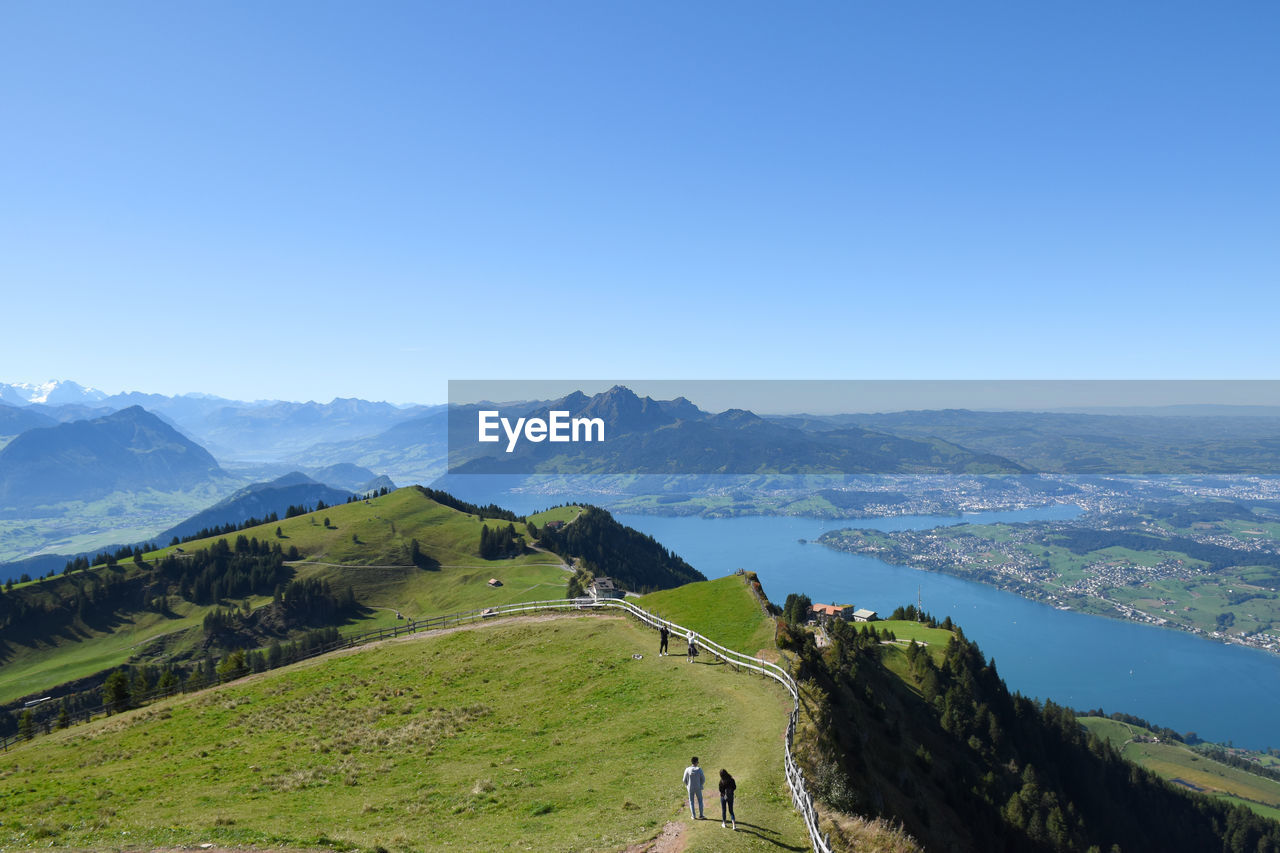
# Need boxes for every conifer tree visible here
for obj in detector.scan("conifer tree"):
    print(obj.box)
[103,669,131,713]
[18,709,35,740]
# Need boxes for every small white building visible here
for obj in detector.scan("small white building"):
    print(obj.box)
[853,608,878,623]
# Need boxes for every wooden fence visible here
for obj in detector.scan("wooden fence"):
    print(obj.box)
[2,596,833,852]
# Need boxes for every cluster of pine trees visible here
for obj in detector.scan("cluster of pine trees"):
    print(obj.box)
[415,486,522,522]
[782,592,812,626]
[3,626,346,741]
[171,513,280,546]
[153,535,294,605]
[203,587,356,637]
[201,579,357,646]
[274,577,357,621]
[538,506,704,593]
[0,537,299,644]
[479,523,524,559]
[779,611,1280,852]
[63,542,161,573]
[0,561,153,633]
[888,603,958,630]
[344,486,391,503]
[285,499,331,519]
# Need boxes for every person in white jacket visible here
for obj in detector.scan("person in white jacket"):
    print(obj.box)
[682,756,706,819]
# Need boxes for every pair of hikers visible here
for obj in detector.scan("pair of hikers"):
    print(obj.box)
[682,756,736,829]
[658,625,699,662]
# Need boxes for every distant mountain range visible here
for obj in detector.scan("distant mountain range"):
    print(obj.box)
[5,378,1280,578]
[156,473,355,543]
[0,407,225,507]
[448,385,1027,475]
[291,408,448,484]
[828,409,1280,474]
[0,379,107,406]
[6,378,1280,549]
[0,403,57,440]
[304,463,394,493]
[188,398,437,461]
[0,384,416,565]
[0,381,435,465]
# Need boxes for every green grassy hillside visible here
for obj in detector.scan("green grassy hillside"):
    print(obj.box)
[151,485,547,568]
[1,488,572,705]
[1080,716,1280,819]
[0,614,808,853]
[871,619,954,648]
[638,573,777,657]
[227,487,574,625]
[0,596,255,705]
[527,506,584,526]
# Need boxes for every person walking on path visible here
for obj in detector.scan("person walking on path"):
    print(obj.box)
[659,625,669,656]
[683,756,706,820]
[719,768,737,830]
[686,630,697,662]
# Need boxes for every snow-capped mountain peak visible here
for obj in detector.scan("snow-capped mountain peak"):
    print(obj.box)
[0,380,109,405]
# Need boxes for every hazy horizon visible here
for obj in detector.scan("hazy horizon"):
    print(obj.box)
[11,377,1280,418]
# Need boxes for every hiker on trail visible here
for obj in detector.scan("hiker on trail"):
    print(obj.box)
[686,630,697,662]
[683,756,706,819]
[659,625,669,656]
[719,768,737,830]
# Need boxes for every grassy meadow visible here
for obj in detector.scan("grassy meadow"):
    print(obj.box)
[0,595,264,705]
[1,489,575,704]
[638,575,778,658]
[1,614,809,853]
[1079,716,1280,820]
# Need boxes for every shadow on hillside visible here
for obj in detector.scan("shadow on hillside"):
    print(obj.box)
[337,603,376,627]
[722,822,806,851]
[78,607,139,635]
[0,603,164,659]
[412,552,441,571]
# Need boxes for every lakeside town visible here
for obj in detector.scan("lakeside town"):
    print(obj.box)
[592,473,1280,521]
[816,476,1280,656]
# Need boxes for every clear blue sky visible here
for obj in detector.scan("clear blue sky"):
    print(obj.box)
[2,2,1277,404]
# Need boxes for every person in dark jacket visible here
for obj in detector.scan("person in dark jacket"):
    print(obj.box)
[719,768,736,829]
[659,625,669,656]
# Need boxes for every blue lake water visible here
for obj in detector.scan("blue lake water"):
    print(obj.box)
[453,481,1280,750]
[607,507,1280,751]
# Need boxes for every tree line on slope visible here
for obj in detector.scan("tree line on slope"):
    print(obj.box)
[536,506,705,594]
[779,609,1280,852]
[6,625,345,743]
